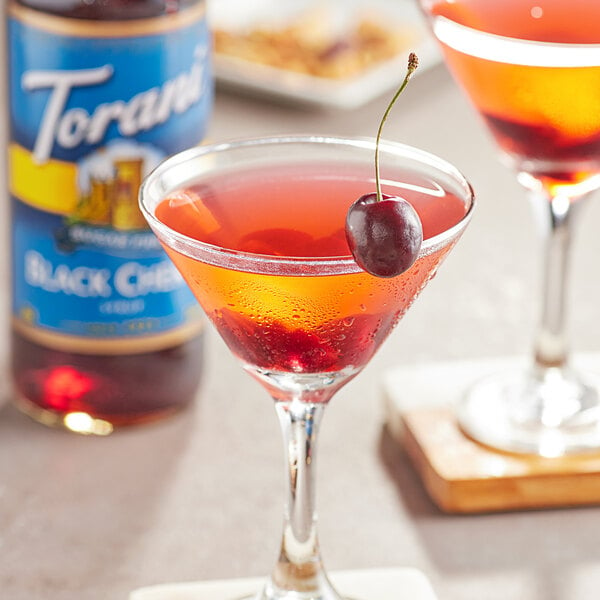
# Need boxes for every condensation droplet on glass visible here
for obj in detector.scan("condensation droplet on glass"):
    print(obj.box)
[531,6,543,18]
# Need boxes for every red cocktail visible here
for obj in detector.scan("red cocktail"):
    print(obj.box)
[156,161,465,390]
[140,136,474,599]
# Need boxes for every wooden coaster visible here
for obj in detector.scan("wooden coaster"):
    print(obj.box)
[383,356,600,513]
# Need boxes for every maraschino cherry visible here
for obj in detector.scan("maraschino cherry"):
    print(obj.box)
[346,53,423,278]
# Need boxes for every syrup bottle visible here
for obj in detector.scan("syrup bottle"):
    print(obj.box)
[7,0,213,433]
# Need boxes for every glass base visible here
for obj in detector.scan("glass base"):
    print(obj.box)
[236,589,342,600]
[239,595,348,600]
[238,572,354,600]
[242,563,345,600]
[129,568,438,600]
[458,367,600,456]
[239,592,356,600]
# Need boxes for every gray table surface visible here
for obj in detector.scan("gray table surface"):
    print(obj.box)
[3,47,600,600]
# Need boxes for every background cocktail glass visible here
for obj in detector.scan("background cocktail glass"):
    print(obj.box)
[419,0,600,456]
[140,136,473,600]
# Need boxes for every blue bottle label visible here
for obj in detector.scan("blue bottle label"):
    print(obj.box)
[8,2,213,354]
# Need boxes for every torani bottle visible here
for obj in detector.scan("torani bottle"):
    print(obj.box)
[7,0,213,434]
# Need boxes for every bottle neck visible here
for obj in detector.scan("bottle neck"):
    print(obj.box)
[13,0,201,20]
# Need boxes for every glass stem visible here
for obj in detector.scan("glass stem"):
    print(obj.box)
[259,398,341,600]
[532,191,579,371]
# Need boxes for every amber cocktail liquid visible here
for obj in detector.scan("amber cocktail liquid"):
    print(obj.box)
[429,0,600,190]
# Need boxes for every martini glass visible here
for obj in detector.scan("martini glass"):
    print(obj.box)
[419,0,600,456]
[139,135,473,600]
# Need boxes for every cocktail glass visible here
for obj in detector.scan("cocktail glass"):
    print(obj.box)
[419,0,600,456]
[139,135,474,600]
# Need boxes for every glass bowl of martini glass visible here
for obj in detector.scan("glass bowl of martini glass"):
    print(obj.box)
[139,135,474,600]
[419,0,600,456]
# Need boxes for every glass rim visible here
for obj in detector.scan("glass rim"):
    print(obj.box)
[431,14,600,68]
[139,134,475,275]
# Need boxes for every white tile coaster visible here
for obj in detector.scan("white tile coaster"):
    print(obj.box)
[382,353,600,426]
[130,568,438,600]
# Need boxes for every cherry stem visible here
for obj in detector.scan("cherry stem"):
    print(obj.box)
[375,52,419,202]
